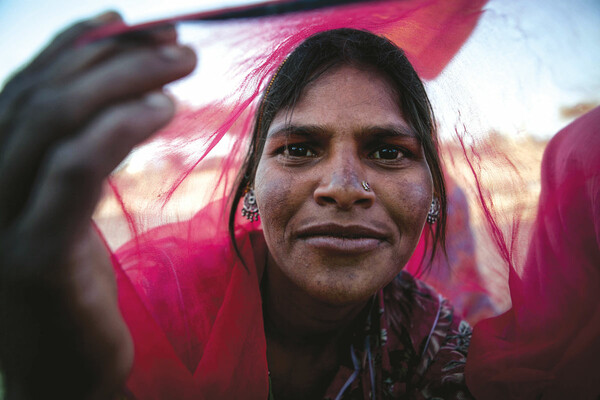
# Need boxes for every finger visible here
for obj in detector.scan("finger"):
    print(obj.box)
[0,38,118,146]
[17,11,123,79]
[0,24,178,149]
[3,42,195,155]
[44,24,180,87]
[8,19,177,92]
[16,91,175,243]
[0,21,176,107]
[0,45,196,224]
[117,23,179,46]
[0,12,123,149]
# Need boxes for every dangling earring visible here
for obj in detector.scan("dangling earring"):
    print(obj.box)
[241,188,259,222]
[427,198,440,224]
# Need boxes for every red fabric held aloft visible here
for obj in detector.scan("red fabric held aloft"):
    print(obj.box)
[86,0,598,398]
[102,1,488,398]
[466,106,600,399]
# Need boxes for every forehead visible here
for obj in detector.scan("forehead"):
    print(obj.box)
[267,65,411,136]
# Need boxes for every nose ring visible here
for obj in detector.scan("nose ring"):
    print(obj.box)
[361,181,371,192]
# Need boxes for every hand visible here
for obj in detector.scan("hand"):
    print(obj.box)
[0,12,197,399]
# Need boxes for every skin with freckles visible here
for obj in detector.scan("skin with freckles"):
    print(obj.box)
[254,64,433,309]
[254,65,434,399]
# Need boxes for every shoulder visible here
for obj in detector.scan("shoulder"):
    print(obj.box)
[385,271,473,399]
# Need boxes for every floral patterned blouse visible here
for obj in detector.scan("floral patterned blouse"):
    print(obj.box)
[303,270,473,400]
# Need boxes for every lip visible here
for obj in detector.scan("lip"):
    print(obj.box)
[295,223,389,254]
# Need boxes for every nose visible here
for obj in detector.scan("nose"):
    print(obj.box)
[313,157,375,210]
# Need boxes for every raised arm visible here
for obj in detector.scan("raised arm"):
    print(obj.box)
[0,12,196,399]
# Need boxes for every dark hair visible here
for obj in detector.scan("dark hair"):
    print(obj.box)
[228,28,446,271]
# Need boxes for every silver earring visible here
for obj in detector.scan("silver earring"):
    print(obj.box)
[427,198,440,224]
[361,181,371,192]
[241,188,259,222]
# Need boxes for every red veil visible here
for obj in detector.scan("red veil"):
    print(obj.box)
[465,107,600,399]
[88,0,599,398]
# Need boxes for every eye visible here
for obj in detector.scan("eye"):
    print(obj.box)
[370,146,402,160]
[282,144,316,158]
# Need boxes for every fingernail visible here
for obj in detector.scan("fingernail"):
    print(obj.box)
[158,45,187,61]
[144,92,172,109]
[93,11,121,23]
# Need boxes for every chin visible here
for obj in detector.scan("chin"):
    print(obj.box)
[270,244,407,306]
[297,267,391,306]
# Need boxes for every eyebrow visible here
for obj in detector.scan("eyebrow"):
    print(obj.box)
[267,124,327,140]
[361,125,417,139]
[267,124,417,140]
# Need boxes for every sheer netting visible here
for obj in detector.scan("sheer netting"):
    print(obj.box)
[86,0,598,398]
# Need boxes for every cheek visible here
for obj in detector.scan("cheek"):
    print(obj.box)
[254,163,295,244]
[383,168,433,236]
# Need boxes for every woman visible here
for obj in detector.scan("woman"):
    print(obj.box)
[114,27,473,399]
[0,12,473,399]
[230,28,469,399]
[2,10,597,400]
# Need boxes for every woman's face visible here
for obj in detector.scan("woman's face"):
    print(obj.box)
[254,65,433,305]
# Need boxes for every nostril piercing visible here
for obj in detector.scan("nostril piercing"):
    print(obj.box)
[361,181,371,192]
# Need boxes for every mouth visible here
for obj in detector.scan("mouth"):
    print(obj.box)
[295,223,389,254]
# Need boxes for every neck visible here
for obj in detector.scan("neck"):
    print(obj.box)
[262,253,368,348]
[261,253,373,399]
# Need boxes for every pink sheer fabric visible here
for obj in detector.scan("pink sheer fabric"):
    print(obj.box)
[87,0,598,398]
[98,1,489,398]
[405,174,497,324]
[466,106,600,399]
[114,213,268,399]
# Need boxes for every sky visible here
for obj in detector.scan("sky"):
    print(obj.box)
[425,0,600,139]
[0,0,599,140]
